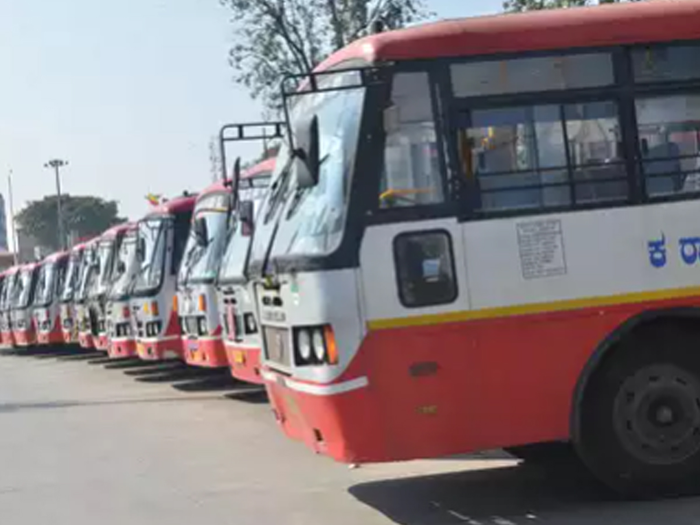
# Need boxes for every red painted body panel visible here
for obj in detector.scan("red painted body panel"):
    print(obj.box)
[78,332,94,350]
[108,339,137,358]
[183,336,228,368]
[2,330,15,347]
[136,338,183,361]
[95,334,109,351]
[264,295,697,463]
[225,342,264,385]
[37,314,64,346]
[13,327,36,347]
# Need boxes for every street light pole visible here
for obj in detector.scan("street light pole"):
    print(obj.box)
[44,159,68,250]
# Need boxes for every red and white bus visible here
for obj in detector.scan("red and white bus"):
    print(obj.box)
[58,242,89,345]
[131,194,196,361]
[0,267,18,347]
[216,157,276,383]
[177,181,232,368]
[254,1,700,496]
[34,251,70,346]
[90,223,135,352]
[11,263,40,347]
[105,223,140,358]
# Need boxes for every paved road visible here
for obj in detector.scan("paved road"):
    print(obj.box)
[0,348,699,525]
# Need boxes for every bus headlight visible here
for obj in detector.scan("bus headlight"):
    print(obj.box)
[293,325,338,366]
[297,329,312,361]
[312,329,326,361]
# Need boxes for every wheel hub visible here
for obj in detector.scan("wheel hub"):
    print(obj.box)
[614,364,700,465]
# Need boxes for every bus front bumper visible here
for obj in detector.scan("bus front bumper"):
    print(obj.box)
[108,338,137,358]
[225,342,263,385]
[262,367,381,464]
[136,337,183,361]
[183,337,228,368]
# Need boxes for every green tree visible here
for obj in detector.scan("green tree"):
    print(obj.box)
[504,0,639,12]
[219,0,430,110]
[16,195,126,251]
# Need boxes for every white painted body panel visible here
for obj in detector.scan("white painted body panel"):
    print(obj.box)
[257,269,364,383]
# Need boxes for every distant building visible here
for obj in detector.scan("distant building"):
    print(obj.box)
[0,194,8,252]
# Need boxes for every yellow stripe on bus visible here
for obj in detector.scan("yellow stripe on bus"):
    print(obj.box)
[367,284,700,331]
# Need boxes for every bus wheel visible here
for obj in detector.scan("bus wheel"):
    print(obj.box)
[576,328,700,498]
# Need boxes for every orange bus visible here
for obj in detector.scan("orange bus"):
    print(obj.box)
[254,0,700,497]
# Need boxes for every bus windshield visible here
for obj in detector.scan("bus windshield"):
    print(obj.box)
[76,246,97,302]
[109,233,138,300]
[218,175,271,283]
[33,263,56,307]
[14,268,34,309]
[60,252,82,303]
[179,193,229,285]
[133,218,168,294]
[91,240,116,297]
[2,274,17,311]
[248,72,365,273]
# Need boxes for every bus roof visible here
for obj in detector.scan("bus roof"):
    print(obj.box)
[244,157,276,178]
[316,0,700,72]
[145,193,198,219]
[198,180,231,201]
[43,250,70,264]
[100,221,137,241]
[20,262,40,271]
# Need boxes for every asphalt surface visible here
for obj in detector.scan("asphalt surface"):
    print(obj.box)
[1,347,699,524]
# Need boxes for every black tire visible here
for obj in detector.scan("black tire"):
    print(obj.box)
[505,442,582,472]
[576,324,700,498]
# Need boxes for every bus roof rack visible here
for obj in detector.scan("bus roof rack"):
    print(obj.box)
[281,65,388,100]
[218,122,286,181]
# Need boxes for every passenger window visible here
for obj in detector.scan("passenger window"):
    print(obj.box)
[451,53,614,98]
[636,94,700,197]
[633,44,700,84]
[393,230,457,308]
[460,100,626,212]
[380,72,445,209]
[565,101,627,204]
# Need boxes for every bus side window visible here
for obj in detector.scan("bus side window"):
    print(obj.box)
[393,230,457,308]
[636,94,700,197]
[379,72,445,209]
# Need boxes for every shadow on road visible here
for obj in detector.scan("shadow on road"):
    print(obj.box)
[134,365,225,384]
[222,388,268,404]
[170,372,238,393]
[349,461,700,524]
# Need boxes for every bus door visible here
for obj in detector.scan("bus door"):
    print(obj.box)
[357,71,474,456]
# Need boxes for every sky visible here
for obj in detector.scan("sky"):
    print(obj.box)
[0,0,504,249]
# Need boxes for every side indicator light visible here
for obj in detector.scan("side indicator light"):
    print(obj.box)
[172,295,178,313]
[151,301,159,317]
[418,405,438,416]
[324,325,339,365]
[198,295,207,312]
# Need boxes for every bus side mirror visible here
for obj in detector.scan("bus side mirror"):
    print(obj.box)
[239,200,254,237]
[233,157,242,185]
[193,217,209,247]
[294,115,320,189]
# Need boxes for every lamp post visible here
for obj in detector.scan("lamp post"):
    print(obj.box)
[44,159,68,250]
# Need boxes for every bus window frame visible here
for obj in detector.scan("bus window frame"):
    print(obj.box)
[366,40,700,228]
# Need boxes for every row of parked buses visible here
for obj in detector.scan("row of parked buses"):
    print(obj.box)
[0,156,275,386]
[2,0,700,498]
